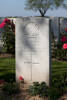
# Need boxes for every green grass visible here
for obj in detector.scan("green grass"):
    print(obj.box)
[0,57,67,100]
[0,57,15,68]
[0,56,67,83]
[0,57,15,82]
[52,60,67,77]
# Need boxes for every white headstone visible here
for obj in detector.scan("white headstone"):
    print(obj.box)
[16,17,50,85]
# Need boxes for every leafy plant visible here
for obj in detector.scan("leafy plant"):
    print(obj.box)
[3,82,20,95]
[50,72,67,100]
[39,82,49,97]
[25,0,66,17]
[28,79,67,100]
[1,19,15,55]
[28,82,49,97]
[29,82,40,96]
[48,87,61,100]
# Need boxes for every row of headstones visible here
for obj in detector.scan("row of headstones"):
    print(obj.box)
[50,17,67,41]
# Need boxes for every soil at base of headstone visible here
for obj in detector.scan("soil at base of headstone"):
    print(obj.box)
[1,86,67,100]
[0,86,48,100]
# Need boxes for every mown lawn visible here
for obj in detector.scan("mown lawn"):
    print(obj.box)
[0,58,67,100]
[0,57,67,83]
[52,60,67,79]
[0,57,15,68]
[0,57,15,82]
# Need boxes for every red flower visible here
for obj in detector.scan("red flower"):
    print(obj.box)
[0,22,6,28]
[19,76,23,81]
[61,36,67,42]
[3,18,10,23]
[65,28,67,32]
[63,43,67,49]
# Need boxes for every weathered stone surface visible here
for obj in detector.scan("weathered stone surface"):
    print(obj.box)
[16,17,50,85]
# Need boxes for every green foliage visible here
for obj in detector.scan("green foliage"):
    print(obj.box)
[50,75,67,100]
[54,0,65,7]
[48,87,61,100]
[51,61,67,100]
[29,80,67,100]
[25,0,66,17]
[53,49,67,60]
[29,82,40,96]
[2,73,15,83]
[52,33,67,61]
[1,24,15,55]
[28,71,67,100]
[3,82,20,95]
[28,82,49,97]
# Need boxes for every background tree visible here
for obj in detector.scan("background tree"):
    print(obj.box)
[25,0,67,17]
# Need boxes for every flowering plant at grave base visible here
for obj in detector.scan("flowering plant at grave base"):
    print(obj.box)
[65,27,67,32]
[62,28,67,49]
[63,43,67,49]
[0,18,15,33]
[0,22,6,28]
[60,28,67,45]
[3,18,11,23]
[61,36,67,42]
[0,18,15,54]
[55,27,67,60]
[19,76,24,81]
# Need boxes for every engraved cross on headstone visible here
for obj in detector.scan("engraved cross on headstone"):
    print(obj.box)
[24,52,39,80]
